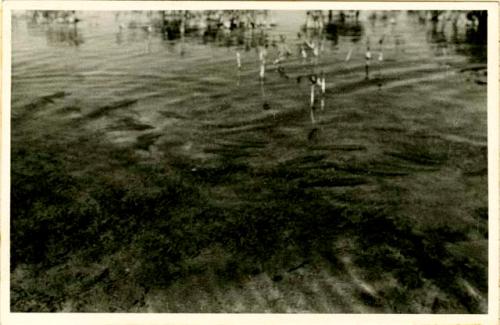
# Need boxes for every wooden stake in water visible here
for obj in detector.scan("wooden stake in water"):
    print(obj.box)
[378,35,385,61]
[236,51,241,69]
[310,83,316,124]
[365,48,371,80]
[320,72,326,111]
[259,46,266,80]
[345,48,353,62]
[310,84,315,107]
[312,42,319,66]
[313,43,319,57]
[301,46,307,61]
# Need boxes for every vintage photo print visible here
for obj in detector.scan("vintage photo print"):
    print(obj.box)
[1,1,498,325]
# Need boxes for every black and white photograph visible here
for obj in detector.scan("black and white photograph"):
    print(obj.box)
[2,1,498,322]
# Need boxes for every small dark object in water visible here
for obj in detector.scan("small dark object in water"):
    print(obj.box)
[22,91,69,111]
[358,291,383,307]
[109,117,155,131]
[160,111,186,119]
[87,99,138,119]
[94,268,110,284]
[308,127,320,142]
[263,102,271,110]
[475,79,487,85]
[459,65,486,73]
[432,297,443,313]
[308,74,318,84]
[59,106,81,113]
[297,76,302,84]
[136,132,161,150]
[277,66,290,79]
[272,275,283,282]
[287,260,309,272]
[42,91,67,102]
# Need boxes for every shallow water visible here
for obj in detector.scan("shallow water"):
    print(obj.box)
[10,10,488,313]
[11,11,487,174]
[12,11,485,136]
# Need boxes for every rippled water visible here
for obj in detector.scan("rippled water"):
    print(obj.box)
[11,10,487,169]
[11,10,488,313]
[12,11,485,137]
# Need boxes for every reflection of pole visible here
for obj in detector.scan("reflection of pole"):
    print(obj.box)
[72,23,78,46]
[261,78,273,115]
[180,11,186,37]
[161,11,166,33]
[261,78,265,99]
[377,54,383,89]
[146,33,152,53]
[310,107,316,124]
[180,11,186,56]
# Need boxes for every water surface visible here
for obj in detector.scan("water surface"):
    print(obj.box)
[11,10,488,313]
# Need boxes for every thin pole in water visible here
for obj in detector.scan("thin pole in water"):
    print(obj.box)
[236,51,241,69]
[259,46,266,80]
[310,84,315,107]
[308,73,318,123]
[320,71,326,111]
[365,47,371,80]
[321,72,326,95]
[345,48,353,62]
[301,45,308,62]
[310,83,316,124]
[378,35,385,62]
